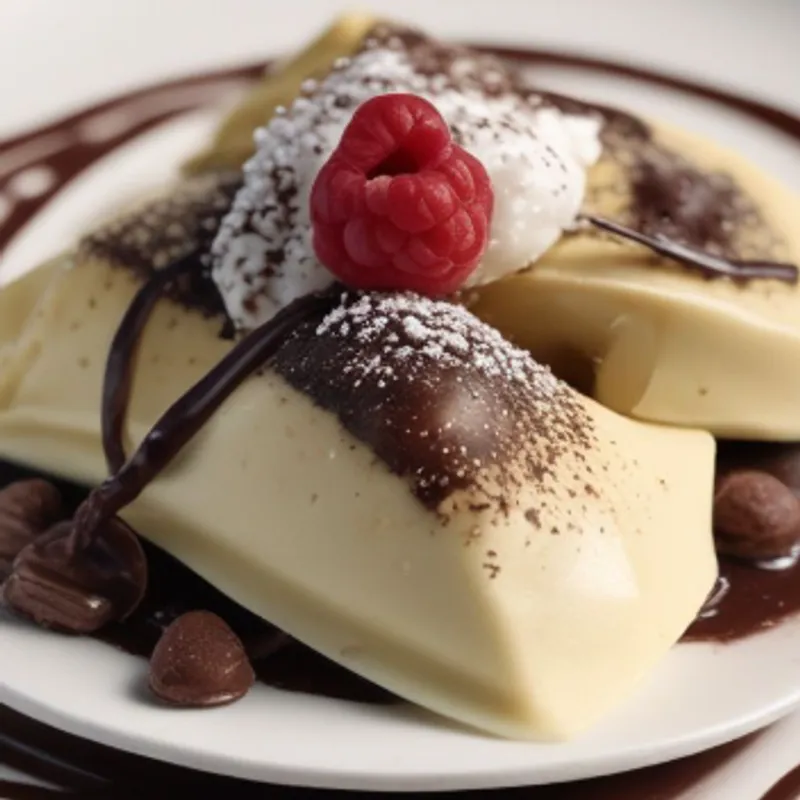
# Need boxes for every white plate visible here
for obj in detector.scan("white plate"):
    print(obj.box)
[2,0,800,792]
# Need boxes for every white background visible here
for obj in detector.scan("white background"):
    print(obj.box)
[1,0,799,139]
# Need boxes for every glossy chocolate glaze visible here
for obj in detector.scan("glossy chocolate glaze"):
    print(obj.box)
[682,441,800,642]
[101,254,202,473]
[683,556,800,642]
[3,41,800,797]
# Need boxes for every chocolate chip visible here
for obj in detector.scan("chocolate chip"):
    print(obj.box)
[0,479,63,580]
[149,611,254,707]
[713,470,800,561]
[2,517,147,633]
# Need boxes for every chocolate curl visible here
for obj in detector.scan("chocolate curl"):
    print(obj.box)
[585,214,798,285]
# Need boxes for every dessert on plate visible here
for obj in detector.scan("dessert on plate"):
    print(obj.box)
[0,12,798,743]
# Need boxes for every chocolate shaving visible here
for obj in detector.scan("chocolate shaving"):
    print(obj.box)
[585,214,799,285]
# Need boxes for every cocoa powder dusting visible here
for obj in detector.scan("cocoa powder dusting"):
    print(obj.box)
[80,170,241,319]
[272,291,595,516]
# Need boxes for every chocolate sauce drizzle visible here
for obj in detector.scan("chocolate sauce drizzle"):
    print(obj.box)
[683,557,800,642]
[0,69,262,257]
[586,214,799,285]
[3,40,800,799]
[101,254,200,473]
[75,288,337,552]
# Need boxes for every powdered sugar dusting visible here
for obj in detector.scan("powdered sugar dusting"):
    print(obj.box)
[316,293,553,392]
[211,27,601,331]
[272,290,595,515]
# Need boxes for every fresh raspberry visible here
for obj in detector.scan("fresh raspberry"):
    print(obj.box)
[310,93,494,296]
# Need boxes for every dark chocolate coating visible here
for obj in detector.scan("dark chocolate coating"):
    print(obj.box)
[3,518,147,634]
[0,480,63,579]
[272,291,595,515]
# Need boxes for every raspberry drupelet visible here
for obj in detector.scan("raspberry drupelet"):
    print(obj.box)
[310,93,494,296]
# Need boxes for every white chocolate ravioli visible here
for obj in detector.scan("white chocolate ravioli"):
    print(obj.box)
[470,121,800,440]
[0,185,716,737]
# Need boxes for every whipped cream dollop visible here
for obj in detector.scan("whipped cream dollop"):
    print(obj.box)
[211,29,602,331]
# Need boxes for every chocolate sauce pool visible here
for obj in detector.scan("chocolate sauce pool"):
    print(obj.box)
[684,557,800,642]
[2,43,800,798]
